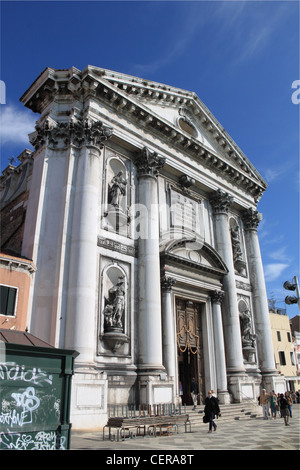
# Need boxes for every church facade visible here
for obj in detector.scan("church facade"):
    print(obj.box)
[4,66,284,429]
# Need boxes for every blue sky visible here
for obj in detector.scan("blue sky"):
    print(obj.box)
[0,1,299,317]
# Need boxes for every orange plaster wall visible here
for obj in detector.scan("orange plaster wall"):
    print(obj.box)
[0,265,32,331]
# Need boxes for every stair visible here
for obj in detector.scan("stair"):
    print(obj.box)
[183,403,260,427]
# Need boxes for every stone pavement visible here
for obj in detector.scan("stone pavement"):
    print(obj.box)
[70,404,300,452]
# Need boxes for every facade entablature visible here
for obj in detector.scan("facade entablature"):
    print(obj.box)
[20,67,266,203]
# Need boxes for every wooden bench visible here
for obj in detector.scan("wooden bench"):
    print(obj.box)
[103,414,191,441]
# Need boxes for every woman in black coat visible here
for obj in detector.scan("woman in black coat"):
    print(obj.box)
[278,394,290,426]
[204,390,221,433]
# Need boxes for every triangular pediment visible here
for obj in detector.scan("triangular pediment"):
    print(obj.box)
[86,66,265,190]
[20,65,267,200]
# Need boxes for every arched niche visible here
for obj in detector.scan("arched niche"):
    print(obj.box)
[103,156,130,235]
[100,263,129,353]
[238,298,256,363]
[229,217,247,276]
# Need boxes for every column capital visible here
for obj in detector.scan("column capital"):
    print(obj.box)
[30,119,113,150]
[161,276,176,292]
[135,147,165,178]
[210,290,225,304]
[242,208,262,231]
[209,189,233,214]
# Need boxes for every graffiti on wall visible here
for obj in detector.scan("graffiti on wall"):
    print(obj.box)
[0,361,65,450]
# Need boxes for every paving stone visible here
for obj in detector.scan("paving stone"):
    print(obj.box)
[71,405,300,451]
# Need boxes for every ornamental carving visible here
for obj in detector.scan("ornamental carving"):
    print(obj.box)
[30,119,113,150]
[210,290,225,304]
[161,276,176,292]
[242,208,262,230]
[209,189,233,214]
[135,147,165,178]
[176,299,200,354]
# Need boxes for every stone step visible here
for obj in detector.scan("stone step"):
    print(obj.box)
[183,403,260,424]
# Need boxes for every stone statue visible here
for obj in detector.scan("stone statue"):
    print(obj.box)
[231,226,243,263]
[109,171,127,209]
[104,276,126,330]
[240,309,256,348]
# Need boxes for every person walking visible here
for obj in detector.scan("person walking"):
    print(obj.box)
[190,378,199,410]
[270,391,278,419]
[204,390,220,433]
[259,389,270,419]
[286,392,293,418]
[278,393,290,426]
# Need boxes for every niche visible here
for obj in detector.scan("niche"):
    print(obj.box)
[103,157,130,235]
[238,299,256,364]
[100,264,129,353]
[229,218,247,276]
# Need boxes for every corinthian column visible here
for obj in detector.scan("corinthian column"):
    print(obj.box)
[161,276,177,380]
[65,121,112,363]
[135,147,166,372]
[210,190,245,374]
[242,208,276,374]
[210,291,230,404]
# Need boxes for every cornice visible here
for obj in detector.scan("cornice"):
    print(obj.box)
[20,66,267,201]
[0,253,37,274]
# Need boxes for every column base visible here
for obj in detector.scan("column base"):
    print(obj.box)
[217,390,231,405]
[137,372,175,406]
[227,373,260,403]
[70,365,108,430]
[261,370,286,394]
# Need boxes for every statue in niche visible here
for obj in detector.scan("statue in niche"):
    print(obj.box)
[231,224,247,275]
[108,171,127,209]
[240,309,256,349]
[231,226,243,263]
[104,276,126,331]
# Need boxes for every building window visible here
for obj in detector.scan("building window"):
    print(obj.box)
[290,352,295,365]
[277,331,281,341]
[287,332,291,342]
[0,285,17,316]
[279,351,286,366]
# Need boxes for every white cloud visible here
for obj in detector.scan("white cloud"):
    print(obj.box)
[0,104,36,145]
[264,263,289,282]
[216,1,292,66]
[132,4,204,77]
[268,247,291,263]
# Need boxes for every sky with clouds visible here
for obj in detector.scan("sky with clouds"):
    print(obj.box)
[0,0,299,316]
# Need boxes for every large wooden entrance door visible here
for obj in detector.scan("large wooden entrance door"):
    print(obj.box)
[176,298,204,405]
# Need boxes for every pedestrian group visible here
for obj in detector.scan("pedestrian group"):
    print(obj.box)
[258,389,297,426]
[189,377,298,432]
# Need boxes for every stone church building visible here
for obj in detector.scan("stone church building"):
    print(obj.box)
[1,66,284,429]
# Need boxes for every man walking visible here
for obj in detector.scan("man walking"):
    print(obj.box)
[191,377,199,410]
[259,389,270,419]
